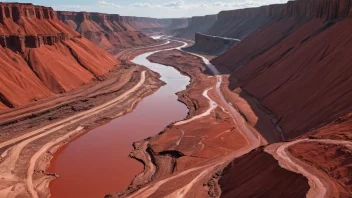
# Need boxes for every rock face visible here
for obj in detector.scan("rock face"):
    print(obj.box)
[207,4,286,39]
[174,15,217,40]
[212,0,352,139]
[219,148,310,198]
[0,3,118,110]
[167,18,188,34]
[57,11,159,50]
[184,32,240,55]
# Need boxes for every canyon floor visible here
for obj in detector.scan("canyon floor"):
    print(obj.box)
[0,37,351,198]
[111,48,265,197]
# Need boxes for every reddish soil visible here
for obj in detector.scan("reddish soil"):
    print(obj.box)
[218,147,310,198]
[289,142,352,196]
[212,0,352,139]
[306,113,352,141]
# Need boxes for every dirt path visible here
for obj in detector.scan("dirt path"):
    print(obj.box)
[175,88,217,126]
[26,126,84,198]
[0,71,146,150]
[169,39,262,146]
[266,138,352,198]
[0,71,147,197]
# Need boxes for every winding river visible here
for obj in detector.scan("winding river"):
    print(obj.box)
[47,40,190,198]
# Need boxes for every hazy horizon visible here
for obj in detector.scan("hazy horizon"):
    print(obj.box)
[2,0,289,18]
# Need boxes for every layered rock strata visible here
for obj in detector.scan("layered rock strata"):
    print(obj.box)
[0,3,118,110]
[212,0,352,139]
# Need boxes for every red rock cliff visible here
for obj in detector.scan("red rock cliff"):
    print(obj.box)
[0,3,118,110]
[212,0,352,139]
[0,3,56,22]
[207,4,286,39]
[57,11,158,50]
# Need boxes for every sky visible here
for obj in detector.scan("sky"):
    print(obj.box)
[3,0,289,18]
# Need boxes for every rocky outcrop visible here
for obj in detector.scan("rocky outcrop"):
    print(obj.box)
[174,15,217,40]
[207,4,286,39]
[218,147,310,198]
[212,0,352,139]
[57,11,158,50]
[0,3,119,110]
[0,3,57,21]
[0,33,70,52]
[208,0,352,39]
[184,32,240,55]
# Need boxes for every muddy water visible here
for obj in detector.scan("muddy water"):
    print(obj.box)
[48,45,190,198]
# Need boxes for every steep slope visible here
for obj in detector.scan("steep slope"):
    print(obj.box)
[168,18,188,34]
[0,3,118,110]
[174,15,217,40]
[184,33,240,55]
[212,0,352,139]
[206,4,286,39]
[57,12,157,50]
[218,148,310,198]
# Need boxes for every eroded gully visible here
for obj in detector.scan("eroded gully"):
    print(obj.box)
[47,41,190,198]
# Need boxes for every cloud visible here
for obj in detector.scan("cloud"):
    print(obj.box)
[128,0,287,10]
[98,0,122,8]
[163,0,185,9]
[129,3,153,8]
[54,4,90,11]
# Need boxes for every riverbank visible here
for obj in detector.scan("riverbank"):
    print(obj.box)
[111,49,250,197]
[47,41,192,198]
[0,41,182,198]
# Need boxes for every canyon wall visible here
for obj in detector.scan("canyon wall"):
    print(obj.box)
[174,15,217,40]
[184,32,239,55]
[0,3,118,110]
[57,11,158,50]
[206,4,286,39]
[167,18,188,34]
[212,0,352,139]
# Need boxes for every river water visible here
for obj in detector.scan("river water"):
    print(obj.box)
[47,43,190,198]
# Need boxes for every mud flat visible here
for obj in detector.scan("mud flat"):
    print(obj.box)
[47,42,191,198]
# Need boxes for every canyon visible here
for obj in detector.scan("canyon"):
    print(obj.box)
[57,12,164,50]
[0,0,351,198]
